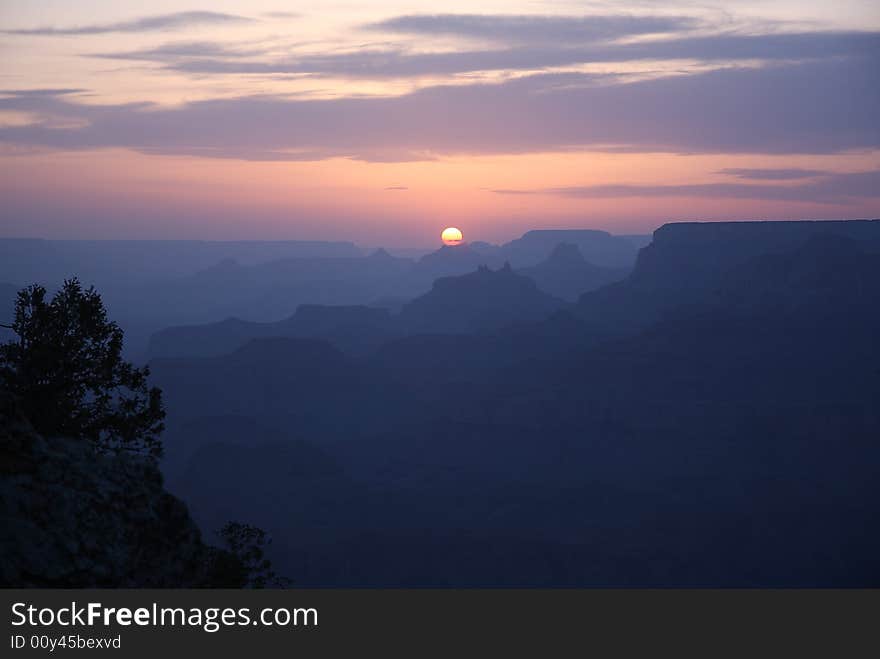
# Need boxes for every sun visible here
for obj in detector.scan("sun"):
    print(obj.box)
[441,227,463,246]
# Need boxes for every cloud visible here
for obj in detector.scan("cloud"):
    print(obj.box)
[385,186,409,190]
[0,88,85,98]
[497,171,880,205]
[143,30,880,78]
[90,41,270,62]
[4,11,252,36]
[718,168,827,180]
[0,54,877,162]
[364,13,698,44]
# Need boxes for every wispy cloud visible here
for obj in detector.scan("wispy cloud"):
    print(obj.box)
[364,13,699,44]
[0,88,85,98]
[496,171,880,205]
[90,41,271,62]
[4,11,253,36]
[263,12,300,20]
[718,168,827,180]
[116,30,880,79]
[1,53,877,162]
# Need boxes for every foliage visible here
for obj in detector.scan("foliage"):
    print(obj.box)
[216,521,291,589]
[201,547,249,588]
[0,278,164,457]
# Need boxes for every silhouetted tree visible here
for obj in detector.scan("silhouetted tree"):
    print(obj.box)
[0,279,164,457]
[216,522,290,588]
[201,547,249,588]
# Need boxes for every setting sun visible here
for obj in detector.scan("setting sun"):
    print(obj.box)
[441,227,463,246]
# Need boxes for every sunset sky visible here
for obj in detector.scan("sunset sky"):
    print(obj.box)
[1,1,878,246]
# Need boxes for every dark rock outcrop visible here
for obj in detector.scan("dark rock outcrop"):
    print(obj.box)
[718,233,880,313]
[500,229,638,268]
[399,263,566,334]
[576,219,880,333]
[412,244,498,280]
[149,304,398,360]
[518,243,629,301]
[0,393,215,587]
[631,219,880,298]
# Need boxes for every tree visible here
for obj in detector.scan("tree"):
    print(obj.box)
[0,278,165,457]
[215,522,290,588]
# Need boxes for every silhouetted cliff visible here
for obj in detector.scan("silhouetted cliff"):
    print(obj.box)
[0,393,217,587]
[519,243,629,300]
[412,244,498,280]
[500,229,637,267]
[576,219,880,332]
[149,304,397,359]
[399,263,565,334]
[137,220,880,586]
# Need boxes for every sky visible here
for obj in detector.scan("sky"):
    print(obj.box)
[1,1,878,246]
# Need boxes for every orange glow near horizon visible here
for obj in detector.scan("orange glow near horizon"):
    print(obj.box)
[2,1,879,243]
[2,146,878,245]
